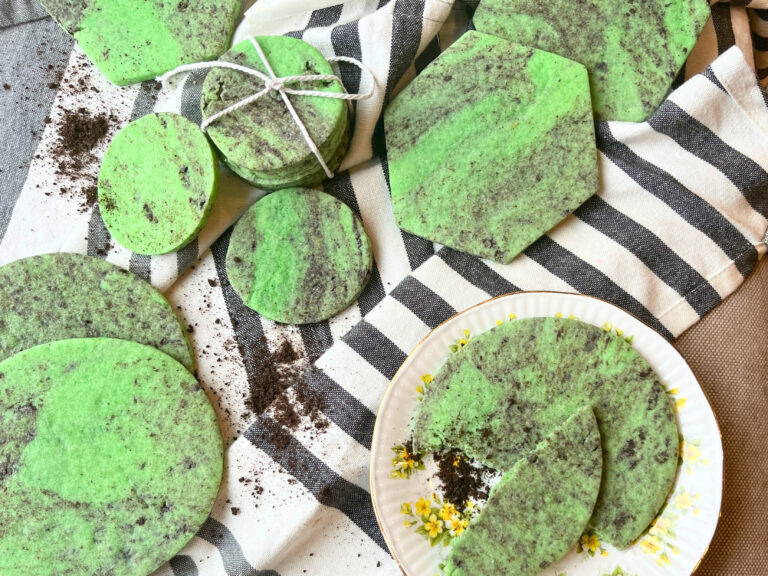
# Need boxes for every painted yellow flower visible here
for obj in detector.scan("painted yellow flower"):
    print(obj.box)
[581,533,600,554]
[509,313,517,320]
[415,497,432,517]
[649,517,671,537]
[682,442,702,464]
[556,312,563,318]
[603,321,613,331]
[656,553,671,567]
[675,492,693,509]
[640,538,661,555]
[452,454,462,467]
[424,514,443,538]
[496,319,503,326]
[400,502,412,515]
[421,374,433,384]
[675,397,687,411]
[601,550,609,557]
[439,503,457,521]
[449,516,469,536]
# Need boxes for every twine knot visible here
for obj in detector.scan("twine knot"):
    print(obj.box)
[157,36,375,180]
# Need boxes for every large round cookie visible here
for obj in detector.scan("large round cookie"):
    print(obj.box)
[0,253,194,371]
[99,113,218,255]
[412,317,679,549]
[40,0,241,85]
[226,188,373,324]
[0,338,222,575]
[201,36,350,190]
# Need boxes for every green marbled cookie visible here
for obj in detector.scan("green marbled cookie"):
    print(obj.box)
[201,36,350,190]
[226,188,373,324]
[384,32,598,264]
[40,0,241,85]
[0,338,223,576]
[99,112,218,255]
[0,253,194,371]
[444,407,602,576]
[474,0,710,122]
[412,317,679,549]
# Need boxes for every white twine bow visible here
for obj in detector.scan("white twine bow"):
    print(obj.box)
[157,36,375,179]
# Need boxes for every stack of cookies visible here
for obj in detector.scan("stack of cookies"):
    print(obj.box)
[201,36,351,190]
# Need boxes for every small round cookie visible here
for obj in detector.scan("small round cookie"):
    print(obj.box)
[0,252,194,371]
[201,36,350,190]
[0,338,223,576]
[99,112,218,255]
[226,188,373,324]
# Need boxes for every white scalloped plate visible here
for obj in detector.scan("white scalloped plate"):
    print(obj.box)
[370,292,722,576]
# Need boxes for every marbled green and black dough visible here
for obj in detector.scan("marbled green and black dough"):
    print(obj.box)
[40,0,241,85]
[0,338,223,576]
[444,408,602,576]
[99,113,218,255]
[474,0,710,121]
[385,32,598,264]
[42,0,240,85]
[412,317,679,549]
[0,253,194,371]
[226,188,373,324]
[201,36,350,190]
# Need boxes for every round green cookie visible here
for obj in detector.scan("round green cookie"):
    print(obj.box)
[99,112,218,255]
[201,36,350,190]
[226,188,373,324]
[40,0,241,85]
[412,317,679,549]
[0,253,194,371]
[0,338,223,576]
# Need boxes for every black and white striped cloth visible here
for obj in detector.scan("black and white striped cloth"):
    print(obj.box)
[1,1,768,575]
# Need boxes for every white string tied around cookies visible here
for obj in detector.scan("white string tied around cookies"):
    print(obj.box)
[158,36,376,179]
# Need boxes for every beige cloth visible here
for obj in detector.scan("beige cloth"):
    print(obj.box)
[676,260,768,575]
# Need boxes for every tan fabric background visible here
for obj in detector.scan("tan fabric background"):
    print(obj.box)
[676,260,768,575]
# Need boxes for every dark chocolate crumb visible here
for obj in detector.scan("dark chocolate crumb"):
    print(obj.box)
[435,449,492,508]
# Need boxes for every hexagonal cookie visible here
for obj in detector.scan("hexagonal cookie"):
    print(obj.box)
[41,0,242,85]
[474,0,710,122]
[384,31,598,264]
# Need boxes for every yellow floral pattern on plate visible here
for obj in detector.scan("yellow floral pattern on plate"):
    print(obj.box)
[638,484,705,567]
[400,493,477,547]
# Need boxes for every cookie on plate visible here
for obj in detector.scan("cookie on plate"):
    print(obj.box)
[412,317,679,548]
[444,408,602,576]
